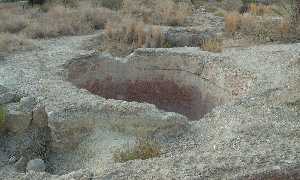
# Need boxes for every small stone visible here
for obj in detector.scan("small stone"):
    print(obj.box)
[26,159,46,172]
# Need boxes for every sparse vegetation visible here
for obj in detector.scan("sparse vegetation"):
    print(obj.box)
[113,137,161,163]
[0,2,114,39]
[0,33,33,53]
[103,18,167,55]
[0,105,6,128]
[248,3,272,16]
[225,12,240,34]
[201,38,223,53]
[224,1,300,42]
[122,0,192,26]
[0,0,299,53]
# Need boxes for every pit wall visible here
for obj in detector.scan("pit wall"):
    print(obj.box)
[65,48,255,121]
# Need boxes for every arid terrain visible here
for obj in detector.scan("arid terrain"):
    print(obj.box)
[0,0,299,179]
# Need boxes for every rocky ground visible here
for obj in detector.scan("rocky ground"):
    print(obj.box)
[0,6,299,180]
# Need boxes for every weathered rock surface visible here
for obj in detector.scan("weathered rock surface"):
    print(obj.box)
[0,92,18,105]
[26,159,46,172]
[0,32,299,179]
[5,109,31,134]
[162,26,220,47]
[18,97,36,113]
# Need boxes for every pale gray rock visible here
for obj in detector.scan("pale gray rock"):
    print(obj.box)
[0,92,17,105]
[26,159,46,172]
[18,97,36,113]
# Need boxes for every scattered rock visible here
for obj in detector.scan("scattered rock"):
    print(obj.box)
[26,159,46,172]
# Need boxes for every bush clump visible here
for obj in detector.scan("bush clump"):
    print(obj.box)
[122,0,192,26]
[201,37,223,53]
[105,18,166,49]
[0,105,6,128]
[0,33,34,53]
[113,138,161,163]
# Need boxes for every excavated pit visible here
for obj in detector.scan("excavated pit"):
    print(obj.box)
[63,51,246,121]
[82,78,211,120]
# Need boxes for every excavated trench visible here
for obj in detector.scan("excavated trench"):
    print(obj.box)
[82,78,210,120]
[64,52,237,121]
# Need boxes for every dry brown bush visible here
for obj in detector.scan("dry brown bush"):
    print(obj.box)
[278,18,291,38]
[113,137,161,163]
[0,33,33,53]
[25,6,91,38]
[249,3,272,16]
[0,2,114,39]
[225,11,298,42]
[105,18,166,49]
[239,14,257,35]
[0,7,28,34]
[122,0,192,26]
[201,38,223,53]
[224,12,240,34]
[24,4,114,38]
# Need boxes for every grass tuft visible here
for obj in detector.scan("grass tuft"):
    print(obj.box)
[113,137,161,163]
[201,38,223,53]
[0,105,6,128]
[225,12,240,34]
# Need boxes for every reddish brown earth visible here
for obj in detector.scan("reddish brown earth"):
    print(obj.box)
[82,77,213,120]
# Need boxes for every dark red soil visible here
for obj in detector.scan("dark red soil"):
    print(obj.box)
[81,77,212,120]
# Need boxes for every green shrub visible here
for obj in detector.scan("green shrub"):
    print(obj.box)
[0,105,6,128]
[99,0,123,10]
[113,138,161,163]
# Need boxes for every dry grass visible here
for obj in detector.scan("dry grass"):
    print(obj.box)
[0,7,28,34]
[224,9,298,42]
[122,0,192,26]
[201,38,223,53]
[249,3,272,16]
[0,2,114,39]
[278,18,291,38]
[25,4,114,38]
[154,0,192,26]
[0,105,5,128]
[224,12,240,34]
[25,6,91,38]
[113,138,161,163]
[0,33,34,53]
[105,18,166,49]
[239,14,257,35]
